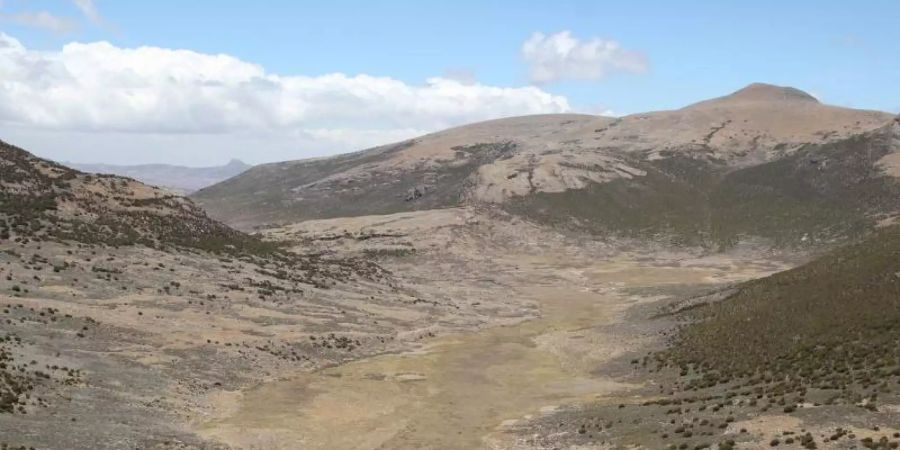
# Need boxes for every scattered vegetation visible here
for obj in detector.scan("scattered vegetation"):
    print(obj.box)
[192,140,518,225]
[656,225,900,390]
[508,126,900,248]
[0,140,276,256]
[616,225,900,448]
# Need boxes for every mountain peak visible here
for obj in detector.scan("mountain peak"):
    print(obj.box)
[685,83,820,109]
[225,158,249,168]
[728,83,819,103]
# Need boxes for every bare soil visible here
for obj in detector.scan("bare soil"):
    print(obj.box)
[196,208,793,449]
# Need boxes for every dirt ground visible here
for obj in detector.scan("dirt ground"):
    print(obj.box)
[2,206,825,449]
[195,207,795,449]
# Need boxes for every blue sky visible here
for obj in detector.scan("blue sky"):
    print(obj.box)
[1,0,898,165]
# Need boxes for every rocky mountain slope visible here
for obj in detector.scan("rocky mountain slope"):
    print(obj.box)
[511,117,900,247]
[71,159,251,194]
[1,141,264,253]
[193,83,898,248]
[1,142,517,449]
[502,224,900,450]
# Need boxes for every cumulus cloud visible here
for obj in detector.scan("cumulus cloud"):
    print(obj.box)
[0,33,571,164]
[522,31,648,83]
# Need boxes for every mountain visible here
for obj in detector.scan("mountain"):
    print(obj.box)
[70,159,251,194]
[511,116,900,247]
[1,142,264,253]
[5,85,900,450]
[0,139,424,449]
[193,83,899,248]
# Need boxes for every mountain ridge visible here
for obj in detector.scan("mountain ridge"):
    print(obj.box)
[1,141,269,254]
[70,158,252,194]
[193,83,899,248]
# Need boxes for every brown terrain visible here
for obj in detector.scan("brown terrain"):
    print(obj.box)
[194,83,893,230]
[2,84,900,449]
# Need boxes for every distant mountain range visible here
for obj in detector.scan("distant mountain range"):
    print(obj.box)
[70,159,251,194]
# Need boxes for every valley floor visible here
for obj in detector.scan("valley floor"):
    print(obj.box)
[8,207,897,449]
[195,208,796,449]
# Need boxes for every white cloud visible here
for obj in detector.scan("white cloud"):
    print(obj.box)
[522,31,648,83]
[578,104,620,117]
[0,10,77,33]
[72,0,102,24]
[0,33,571,165]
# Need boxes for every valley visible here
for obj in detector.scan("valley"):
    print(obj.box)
[2,83,899,449]
[197,218,794,449]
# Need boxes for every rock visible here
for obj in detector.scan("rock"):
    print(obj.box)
[405,186,426,202]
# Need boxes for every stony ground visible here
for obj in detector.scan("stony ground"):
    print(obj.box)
[3,206,898,449]
[0,220,535,449]
[196,207,831,450]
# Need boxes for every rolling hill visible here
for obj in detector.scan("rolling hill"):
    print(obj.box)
[1,141,266,254]
[193,83,899,248]
[0,138,425,449]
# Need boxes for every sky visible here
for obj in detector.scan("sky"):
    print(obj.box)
[0,0,898,166]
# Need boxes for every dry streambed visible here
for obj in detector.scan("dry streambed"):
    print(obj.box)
[197,253,784,450]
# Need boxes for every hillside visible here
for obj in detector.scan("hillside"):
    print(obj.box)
[512,118,900,247]
[193,114,598,228]
[661,224,900,379]
[0,140,536,450]
[495,225,900,450]
[1,141,268,254]
[600,224,900,448]
[70,159,251,194]
[193,84,899,248]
